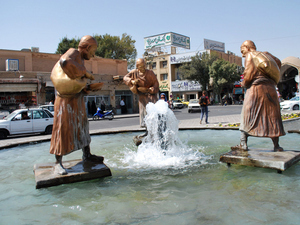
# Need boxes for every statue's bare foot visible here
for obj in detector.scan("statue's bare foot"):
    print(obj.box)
[231,144,248,151]
[53,163,68,175]
[274,146,284,152]
[83,154,104,163]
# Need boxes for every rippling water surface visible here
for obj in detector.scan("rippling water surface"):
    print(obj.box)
[1,130,300,225]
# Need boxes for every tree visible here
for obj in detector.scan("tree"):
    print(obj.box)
[178,52,218,90]
[56,33,137,70]
[55,37,80,55]
[209,59,241,103]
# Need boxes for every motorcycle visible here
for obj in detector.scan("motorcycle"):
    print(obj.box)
[92,108,114,120]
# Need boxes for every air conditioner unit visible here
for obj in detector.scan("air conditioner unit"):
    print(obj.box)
[6,59,19,71]
[31,47,39,53]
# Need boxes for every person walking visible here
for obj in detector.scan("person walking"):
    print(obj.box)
[120,98,127,114]
[199,91,210,124]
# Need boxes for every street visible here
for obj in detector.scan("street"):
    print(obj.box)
[89,105,243,131]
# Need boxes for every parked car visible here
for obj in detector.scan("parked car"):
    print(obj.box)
[0,110,10,119]
[172,99,184,109]
[280,96,300,110]
[181,100,189,107]
[0,108,54,139]
[188,99,201,113]
[39,105,55,115]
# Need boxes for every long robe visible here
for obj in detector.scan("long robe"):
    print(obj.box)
[49,91,91,156]
[123,69,159,127]
[240,51,285,137]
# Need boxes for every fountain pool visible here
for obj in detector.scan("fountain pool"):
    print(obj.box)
[1,129,300,224]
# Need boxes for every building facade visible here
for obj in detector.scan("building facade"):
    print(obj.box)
[0,49,132,114]
[146,49,243,102]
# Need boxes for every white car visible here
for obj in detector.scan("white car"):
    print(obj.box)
[188,99,201,113]
[39,105,55,115]
[280,96,299,110]
[0,110,10,119]
[172,99,184,109]
[0,108,53,139]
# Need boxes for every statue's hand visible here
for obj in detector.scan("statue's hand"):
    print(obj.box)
[85,71,95,80]
[130,86,138,94]
[89,82,104,91]
[138,87,149,93]
[131,79,139,86]
[148,87,154,93]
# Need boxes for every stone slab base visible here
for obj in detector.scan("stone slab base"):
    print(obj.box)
[288,130,300,134]
[220,149,300,173]
[33,159,112,189]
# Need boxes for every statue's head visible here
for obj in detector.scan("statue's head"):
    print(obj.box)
[240,40,256,57]
[136,58,146,73]
[78,35,98,60]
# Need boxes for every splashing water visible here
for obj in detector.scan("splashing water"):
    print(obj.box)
[122,100,210,169]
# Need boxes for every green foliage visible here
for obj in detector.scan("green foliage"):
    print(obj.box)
[178,52,218,90]
[55,37,80,55]
[209,59,241,100]
[55,33,137,70]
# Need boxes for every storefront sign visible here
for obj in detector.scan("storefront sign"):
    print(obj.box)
[171,80,201,92]
[159,81,169,91]
[234,74,244,87]
[204,39,225,52]
[144,32,190,50]
[170,50,207,64]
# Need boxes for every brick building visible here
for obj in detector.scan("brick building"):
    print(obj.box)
[0,48,134,114]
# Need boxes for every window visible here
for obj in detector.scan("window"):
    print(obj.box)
[161,73,168,81]
[152,62,156,70]
[33,110,48,119]
[161,61,167,68]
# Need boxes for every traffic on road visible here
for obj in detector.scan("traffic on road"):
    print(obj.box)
[0,105,243,140]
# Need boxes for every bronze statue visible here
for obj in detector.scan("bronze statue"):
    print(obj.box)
[233,40,285,151]
[50,35,104,175]
[123,58,159,127]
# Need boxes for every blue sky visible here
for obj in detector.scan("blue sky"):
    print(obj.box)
[1,0,299,62]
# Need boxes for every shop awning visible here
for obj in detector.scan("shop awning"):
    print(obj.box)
[0,83,37,92]
[233,88,244,95]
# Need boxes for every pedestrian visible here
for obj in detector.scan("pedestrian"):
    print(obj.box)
[199,90,210,124]
[100,100,105,112]
[210,96,214,105]
[120,98,127,114]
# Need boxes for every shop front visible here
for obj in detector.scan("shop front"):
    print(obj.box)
[0,79,39,111]
[171,80,201,101]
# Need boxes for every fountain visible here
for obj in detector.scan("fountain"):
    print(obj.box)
[1,130,300,224]
[1,98,300,224]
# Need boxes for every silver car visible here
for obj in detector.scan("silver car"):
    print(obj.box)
[172,99,184,109]
[0,108,53,139]
[188,99,201,113]
[280,96,299,110]
[39,105,55,115]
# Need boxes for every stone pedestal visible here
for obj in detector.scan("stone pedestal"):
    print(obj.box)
[33,159,112,189]
[220,149,300,173]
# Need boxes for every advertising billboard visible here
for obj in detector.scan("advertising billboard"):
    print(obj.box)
[171,80,201,92]
[144,32,190,50]
[204,39,225,52]
[170,50,207,64]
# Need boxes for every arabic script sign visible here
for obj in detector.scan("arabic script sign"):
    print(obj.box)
[170,50,207,64]
[144,32,190,50]
[204,39,225,52]
[171,80,202,92]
